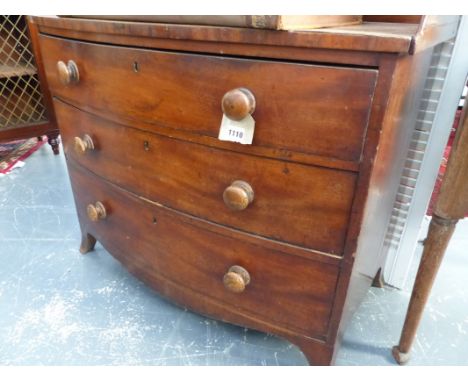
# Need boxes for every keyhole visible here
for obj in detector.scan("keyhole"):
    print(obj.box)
[133,61,139,72]
[152,217,157,224]
[143,141,149,151]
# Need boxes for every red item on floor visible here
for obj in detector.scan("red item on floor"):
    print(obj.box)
[0,136,46,174]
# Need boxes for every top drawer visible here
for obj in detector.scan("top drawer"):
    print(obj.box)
[39,34,378,163]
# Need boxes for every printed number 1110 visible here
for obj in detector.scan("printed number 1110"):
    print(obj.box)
[229,129,243,139]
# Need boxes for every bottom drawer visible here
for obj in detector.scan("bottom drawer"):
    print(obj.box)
[68,159,340,339]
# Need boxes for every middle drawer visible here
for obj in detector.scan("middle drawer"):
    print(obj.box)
[57,99,357,255]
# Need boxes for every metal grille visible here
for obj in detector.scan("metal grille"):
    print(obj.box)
[382,40,457,287]
[0,15,47,128]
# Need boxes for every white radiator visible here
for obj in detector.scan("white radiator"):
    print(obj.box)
[382,16,468,289]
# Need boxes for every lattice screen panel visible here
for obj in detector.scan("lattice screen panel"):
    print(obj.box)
[0,15,47,128]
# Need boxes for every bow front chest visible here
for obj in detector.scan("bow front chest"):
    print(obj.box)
[29,15,459,365]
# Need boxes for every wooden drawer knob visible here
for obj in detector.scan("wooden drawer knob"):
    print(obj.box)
[221,88,256,121]
[57,60,79,85]
[74,134,94,155]
[223,180,254,211]
[223,265,250,293]
[87,201,107,222]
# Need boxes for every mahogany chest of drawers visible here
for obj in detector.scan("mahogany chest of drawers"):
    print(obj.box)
[29,16,459,365]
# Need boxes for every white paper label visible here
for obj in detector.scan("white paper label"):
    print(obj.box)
[218,114,255,145]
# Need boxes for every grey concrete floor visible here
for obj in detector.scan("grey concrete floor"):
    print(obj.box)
[0,142,467,365]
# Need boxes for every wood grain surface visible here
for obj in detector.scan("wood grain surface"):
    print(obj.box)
[32,16,419,53]
[56,99,357,255]
[30,15,458,365]
[40,34,378,163]
[69,158,340,339]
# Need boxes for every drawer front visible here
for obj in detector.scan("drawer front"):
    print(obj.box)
[57,100,357,255]
[40,34,377,163]
[69,159,340,338]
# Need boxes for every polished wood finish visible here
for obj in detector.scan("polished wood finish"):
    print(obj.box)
[0,121,54,141]
[223,265,251,293]
[31,16,458,61]
[222,180,255,211]
[221,88,256,121]
[54,100,362,174]
[69,159,340,340]
[77,15,363,31]
[30,15,459,365]
[35,25,383,68]
[55,100,357,255]
[40,34,378,163]
[393,103,468,364]
[363,16,423,24]
[57,60,79,85]
[31,16,417,54]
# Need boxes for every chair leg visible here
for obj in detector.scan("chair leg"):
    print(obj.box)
[393,215,457,364]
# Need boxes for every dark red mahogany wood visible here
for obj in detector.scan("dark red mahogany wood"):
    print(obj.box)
[29,15,457,365]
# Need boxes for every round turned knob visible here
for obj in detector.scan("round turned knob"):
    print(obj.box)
[223,265,250,293]
[74,134,94,155]
[57,60,79,85]
[86,201,107,222]
[221,88,256,121]
[223,180,254,211]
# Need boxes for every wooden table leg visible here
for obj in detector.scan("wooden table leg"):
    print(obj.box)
[393,93,468,364]
[392,215,457,364]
